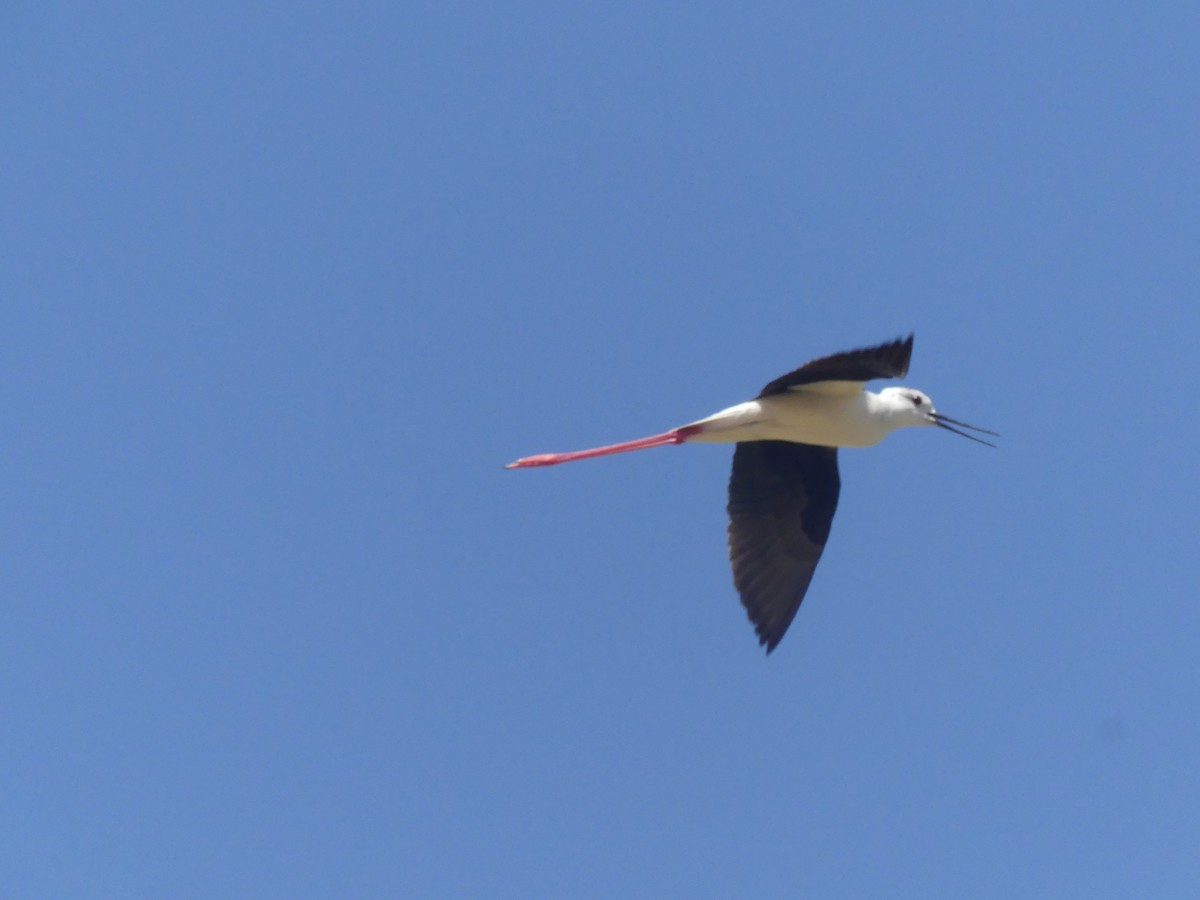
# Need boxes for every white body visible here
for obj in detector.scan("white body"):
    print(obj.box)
[684,383,931,449]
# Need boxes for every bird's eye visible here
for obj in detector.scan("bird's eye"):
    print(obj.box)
[910,395,921,406]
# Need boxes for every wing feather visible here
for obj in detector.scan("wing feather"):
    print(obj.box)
[756,334,913,398]
[727,441,841,653]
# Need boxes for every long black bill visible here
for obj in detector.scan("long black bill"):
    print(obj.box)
[931,413,998,447]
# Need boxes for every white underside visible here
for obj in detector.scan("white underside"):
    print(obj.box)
[682,386,895,448]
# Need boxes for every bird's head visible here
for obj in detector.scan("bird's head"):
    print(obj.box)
[878,387,998,446]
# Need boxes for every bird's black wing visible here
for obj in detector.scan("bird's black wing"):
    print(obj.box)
[727,441,841,653]
[756,334,913,398]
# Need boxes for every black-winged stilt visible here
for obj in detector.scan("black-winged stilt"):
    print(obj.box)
[507,335,996,653]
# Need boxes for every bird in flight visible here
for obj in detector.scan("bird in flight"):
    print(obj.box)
[506,335,996,653]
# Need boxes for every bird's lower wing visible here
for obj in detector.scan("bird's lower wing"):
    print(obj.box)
[726,441,841,653]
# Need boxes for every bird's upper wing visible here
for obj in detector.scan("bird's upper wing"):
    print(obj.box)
[755,334,914,398]
[726,441,841,653]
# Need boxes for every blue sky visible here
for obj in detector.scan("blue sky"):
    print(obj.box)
[3,3,1198,897]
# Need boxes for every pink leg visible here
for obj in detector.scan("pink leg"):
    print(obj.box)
[506,424,703,468]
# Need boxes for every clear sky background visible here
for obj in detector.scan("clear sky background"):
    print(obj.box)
[3,3,1198,897]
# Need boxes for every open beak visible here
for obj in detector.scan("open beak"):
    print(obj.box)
[930,412,999,447]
